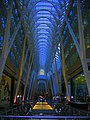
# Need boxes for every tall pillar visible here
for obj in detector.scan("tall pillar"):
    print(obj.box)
[27,70,33,101]
[51,74,55,96]
[60,35,70,101]
[14,36,26,103]
[51,64,58,96]
[55,58,59,94]
[77,0,90,96]
[0,0,31,83]
[58,52,62,94]
[53,61,59,95]
[22,54,32,101]
[30,74,36,100]
[49,74,54,97]
[0,1,13,82]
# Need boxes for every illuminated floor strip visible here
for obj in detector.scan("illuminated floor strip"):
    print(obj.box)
[33,102,53,110]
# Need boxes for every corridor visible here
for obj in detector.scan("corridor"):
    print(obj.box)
[0,0,90,119]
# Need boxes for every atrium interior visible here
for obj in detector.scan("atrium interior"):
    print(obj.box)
[0,0,90,120]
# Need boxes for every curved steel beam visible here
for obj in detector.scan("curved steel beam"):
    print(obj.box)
[33,28,53,37]
[34,37,52,46]
[29,9,59,26]
[33,33,53,42]
[31,22,55,36]
[28,0,61,18]
[35,44,50,49]
[30,16,56,30]
[31,20,55,31]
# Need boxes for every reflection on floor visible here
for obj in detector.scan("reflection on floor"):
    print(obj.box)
[33,102,53,110]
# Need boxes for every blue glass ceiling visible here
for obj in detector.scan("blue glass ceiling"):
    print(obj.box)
[26,0,70,73]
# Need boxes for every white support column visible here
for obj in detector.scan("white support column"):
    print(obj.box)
[22,53,32,101]
[30,74,36,100]
[27,82,31,102]
[0,1,13,82]
[26,54,35,101]
[77,0,90,96]
[49,79,53,97]
[51,73,55,96]
[66,21,80,57]
[22,48,33,75]
[49,74,54,96]
[55,58,59,94]
[27,69,33,101]
[14,36,26,103]
[60,35,70,101]
[66,0,90,97]
[53,60,59,95]
[0,2,30,83]
[0,15,22,83]
[51,64,57,96]
[8,21,21,56]
[23,48,29,69]
[58,52,62,94]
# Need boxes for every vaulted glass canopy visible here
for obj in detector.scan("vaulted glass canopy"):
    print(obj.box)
[24,0,70,74]
[0,0,71,75]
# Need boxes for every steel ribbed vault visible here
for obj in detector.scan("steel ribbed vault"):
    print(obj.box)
[22,0,70,74]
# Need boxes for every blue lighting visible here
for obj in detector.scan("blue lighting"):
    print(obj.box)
[28,0,70,71]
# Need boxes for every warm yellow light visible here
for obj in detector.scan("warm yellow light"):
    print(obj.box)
[33,102,53,110]
[40,69,45,75]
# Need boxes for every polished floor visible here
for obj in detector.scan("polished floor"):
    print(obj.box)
[33,102,53,110]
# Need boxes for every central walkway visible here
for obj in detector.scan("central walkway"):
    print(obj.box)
[33,102,53,110]
[30,101,58,116]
